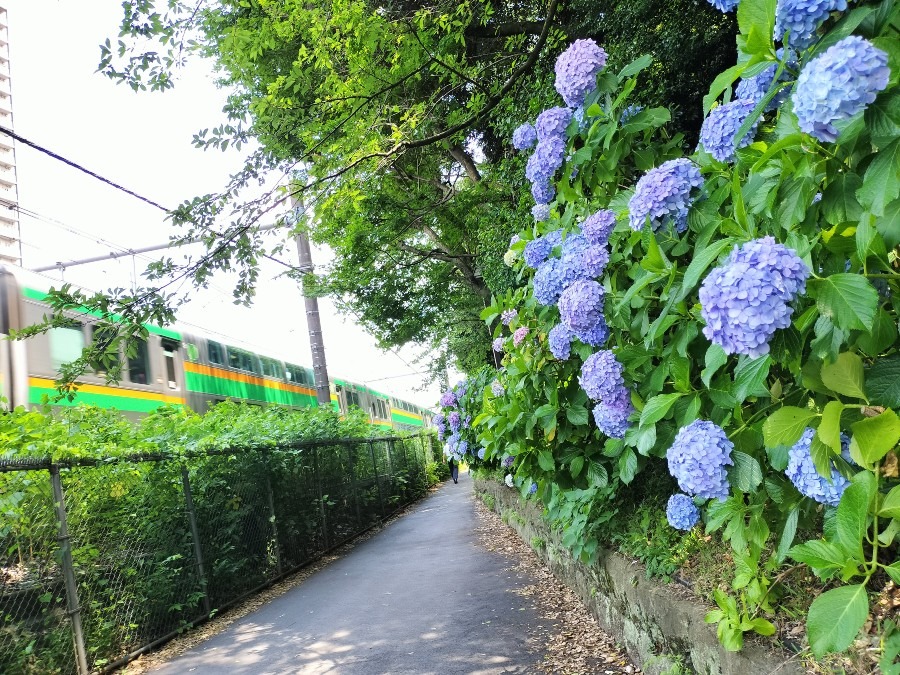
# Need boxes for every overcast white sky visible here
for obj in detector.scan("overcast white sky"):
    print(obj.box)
[5,0,448,408]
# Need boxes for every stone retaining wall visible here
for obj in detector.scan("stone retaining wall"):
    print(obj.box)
[474,478,804,675]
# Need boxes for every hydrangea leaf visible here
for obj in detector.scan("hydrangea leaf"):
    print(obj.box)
[849,409,900,467]
[762,406,818,448]
[879,484,900,520]
[816,401,844,454]
[677,238,736,302]
[616,54,653,80]
[820,352,867,401]
[863,90,900,149]
[569,455,584,479]
[867,354,900,407]
[733,355,771,403]
[729,451,763,492]
[736,0,776,57]
[821,173,863,225]
[835,471,877,562]
[565,404,589,426]
[618,447,638,484]
[639,393,683,428]
[857,309,898,357]
[702,344,729,388]
[810,274,878,333]
[807,584,869,657]
[857,138,900,217]
[789,539,845,576]
[776,505,800,563]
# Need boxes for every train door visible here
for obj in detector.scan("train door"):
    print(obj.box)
[160,338,183,392]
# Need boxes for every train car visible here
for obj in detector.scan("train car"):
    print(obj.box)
[0,266,435,427]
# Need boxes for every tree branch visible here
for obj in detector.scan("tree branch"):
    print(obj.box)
[465,21,547,39]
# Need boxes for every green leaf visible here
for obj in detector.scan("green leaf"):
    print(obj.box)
[855,215,887,263]
[807,584,869,657]
[856,308,897,356]
[849,409,900,467]
[729,451,763,492]
[639,393,683,427]
[789,539,845,574]
[751,618,776,636]
[640,231,670,273]
[835,471,876,562]
[537,450,555,472]
[733,355,771,403]
[618,447,638,484]
[875,199,900,249]
[867,355,900,407]
[809,274,878,332]
[569,455,585,479]
[820,352,867,400]
[587,460,609,488]
[864,91,900,150]
[821,173,863,225]
[880,484,900,520]
[817,400,844,453]
[677,238,736,302]
[566,405,590,426]
[857,138,900,217]
[737,0,776,55]
[763,406,816,448]
[777,506,799,563]
[702,344,728,388]
[885,561,900,586]
[617,54,653,80]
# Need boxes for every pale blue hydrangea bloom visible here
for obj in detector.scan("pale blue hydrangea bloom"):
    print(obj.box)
[699,237,809,357]
[628,158,703,232]
[573,322,609,347]
[582,244,610,278]
[477,447,486,460]
[533,258,566,305]
[581,209,617,245]
[700,99,760,163]
[526,137,567,184]
[492,337,504,353]
[491,379,505,397]
[535,107,573,141]
[532,203,551,222]
[529,481,538,495]
[531,180,556,205]
[774,0,847,49]
[667,420,734,501]
[554,39,608,108]
[785,428,853,506]
[503,455,515,468]
[593,387,633,438]
[449,411,461,432]
[501,309,517,325]
[735,49,796,112]
[793,36,890,142]
[512,123,538,151]
[524,236,554,268]
[548,323,573,360]
[666,494,701,530]
[434,413,446,440]
[559,279,605,334]
[619,105,644,124]
[579,350,625,402]
[706,0,739,11]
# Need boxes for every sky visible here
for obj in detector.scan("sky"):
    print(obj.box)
[4,0,450,408]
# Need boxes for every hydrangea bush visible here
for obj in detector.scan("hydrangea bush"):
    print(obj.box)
[469,0,900,660]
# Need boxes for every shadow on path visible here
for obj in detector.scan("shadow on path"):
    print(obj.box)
[151,470,549,674]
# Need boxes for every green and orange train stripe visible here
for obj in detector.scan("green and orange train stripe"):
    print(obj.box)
[29,377,184,413]
[183,361,317,406]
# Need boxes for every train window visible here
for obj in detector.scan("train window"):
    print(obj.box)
[227,347,260,374]
[127,339,150,385]
[185,343,199,361]
[208,341,225,365]
[49,324,84,371]
[162,339,179,390]
[259,356,280,379]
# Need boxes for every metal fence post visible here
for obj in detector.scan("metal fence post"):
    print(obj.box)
[346,444,362,530]
[49,464,89,675]
[368,440,386,517]
[260,451,283,576]
[180,465,212,616]
[312,445,330,550]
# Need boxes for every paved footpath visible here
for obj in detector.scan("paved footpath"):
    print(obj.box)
[152,470,551,674]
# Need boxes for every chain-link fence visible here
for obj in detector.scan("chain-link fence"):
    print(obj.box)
[0,434,442,674]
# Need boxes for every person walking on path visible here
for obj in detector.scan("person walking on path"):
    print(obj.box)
[448,455,459,483]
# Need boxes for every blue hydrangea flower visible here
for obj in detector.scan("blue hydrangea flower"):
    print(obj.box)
[581,244,610,278]
[593,388,633,439]
[793,36,890,143]
[501,308,518,325]
[491,379,505,397]
[559,279,605,334]
[532,203,551,222]
[775,0,847,49]
[440,390,457,407]
[529,481,538,495]
[579,350,625,402]
[503,455,515,468]
[458,440,469,456]
[554,39,608,108]
[735,49,796,112]
[477,447,486,460]
[706,0,739,11]
[533,258,566,305]
[531,180,556,205]
[620,105,644,124]
[535,107,574,141]
[548,323,573,360]
[449,411,461,432]
[700,99,760,163]
[492,337,504,353]
[526,137,567,184]
[667,420,734,501]
[573,322,609,347]
[524,236,554,268]
[666,494,701,530]
[700,237,809,357]
[512,123,538,151]
[628,158,703,232]
[434,413,446,440]
[581,210,617,245]
[785,428,854,506]
[509,234,521,247]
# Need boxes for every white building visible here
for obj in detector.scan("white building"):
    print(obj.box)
[0,6,20,266]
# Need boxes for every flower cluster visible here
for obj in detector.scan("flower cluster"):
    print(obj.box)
[524,234,556,268]
[593,387,634,439]
[525,137,566,188]
[448,410,461,432]
[554,39,608,108]
[531,181,556,206]
[666,494,701,530]
[492,337,504,353]
[500,308,518,326]
[579,350,625,402]
[532,232,590,305]
[532,203,551,222]
[700,99,760,163]
[503,455,515,468]
[513,326,530,346]
[512,123,537,151]
[536,107,573,141]
[505,474,515,488]
[700,237,809,357]
[628,158,703,232]
[667,420,734,500]
[774,0,847,49]
[793,36,890,143]
[439,390,457,407]
[433,413,446,440]
[529,482,538,495]
[491,379,505,397]
[619,104,644,124]
[559,279,605,334]
[735,49,796,112]
[580,209,616,246]
[548,323,573,360]
[785,428,854,506]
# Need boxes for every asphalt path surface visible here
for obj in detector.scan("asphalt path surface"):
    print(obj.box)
[152,470,550,674]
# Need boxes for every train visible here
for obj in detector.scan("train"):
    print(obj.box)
[0,266,433,431]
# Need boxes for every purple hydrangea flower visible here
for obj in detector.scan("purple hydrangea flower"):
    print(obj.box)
[531,180,556,205]
[628,158,703,232]
[699,237,809,357]
[700,99,760,163]
[532,203,551,222]
[440,390,457,407]
[548,323,573,360]
[477,447,486,460]
[526,137,567,185]
[579,350,625,402]
[533,258,566,305]
[501,308,518,325]
[786,428,853,506]
[503,455,515,468]
[449,411,461,432]
[512,123,538,151]
[775,0,847,49]
[620,104,644,124]
[735,49,796,112]
[793,36,890,143]
[492,337,505,353]
[573,322,609,347]
[667,420,734,501]
[509,234,521,247]
[524,236,556,268]
[581,210,617,246]
[666,494,701,530]
[582,244,610,278]
[529,481,538,495]
[558,279,605,334]
[554,39,608,108]
[593,387,633,439]
[434,413,446,440]
[458,440,469,456]
[706,0,740,11]
[513,326,530,346]
[535,107,573,141]
[491,379,505,397]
